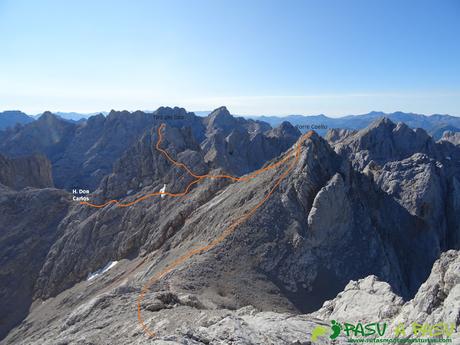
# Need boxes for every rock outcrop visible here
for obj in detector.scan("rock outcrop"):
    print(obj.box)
[312,250,459,342]
[0,154,53,189]
[311,275,404,322]
[391,250,460,341]
[440,130,460,146]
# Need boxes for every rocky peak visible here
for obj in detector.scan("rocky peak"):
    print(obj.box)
[267,121,301,139]
[0,111,75,159]
[369,116,395,129]
[205,106,237,133]
[325,128,356,144]
[37,111,65,125]
[355,117,397,145]
[35,111,72,129]
[81,113,106,128]
[155,106,188,117]
[209,105,230,116]
[332,117,441,169]
[106,109,132,120]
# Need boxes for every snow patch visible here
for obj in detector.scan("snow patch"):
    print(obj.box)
[87,261,118,281]
[160,184,167,198]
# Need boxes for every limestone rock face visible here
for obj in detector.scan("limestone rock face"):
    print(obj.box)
[311,275,404,322]
[325,128,357,144]
[311,251,459,341]
[440,131,460,146]
[0,154,53,189]
[329,117,460,260]
[99,125,206,200]
[307,173,352,246]
[391,250,460,341]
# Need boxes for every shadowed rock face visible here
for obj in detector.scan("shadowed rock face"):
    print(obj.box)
[312,250,459,342]
[0,154,53,189]
[0,187,70,340]
[328,117,460,250]
[1,113,459,343]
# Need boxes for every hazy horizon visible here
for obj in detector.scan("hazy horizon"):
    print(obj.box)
[2,107,459,119]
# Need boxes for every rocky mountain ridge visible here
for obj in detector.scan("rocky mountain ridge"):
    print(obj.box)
[0,109,459,343]
[249,111,460,138]
[0,107,294,190]
[0,108,205,189]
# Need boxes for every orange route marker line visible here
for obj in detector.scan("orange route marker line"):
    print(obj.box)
[80,123,298,208]
[79,123,313,338]
[136,128,313,338]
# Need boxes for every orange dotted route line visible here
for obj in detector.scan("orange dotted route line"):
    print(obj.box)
[80,123,296,208]
[80,123,313,337]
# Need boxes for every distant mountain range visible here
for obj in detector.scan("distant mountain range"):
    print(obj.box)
[40,112,108,122]
[245,111,460,138]
[2,110,459,139]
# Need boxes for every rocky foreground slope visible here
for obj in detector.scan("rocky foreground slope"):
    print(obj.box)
[0,108,459,343]
[312,250,459,343]
[3,250,458,344]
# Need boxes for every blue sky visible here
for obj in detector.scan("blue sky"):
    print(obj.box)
[0,0,459,116]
